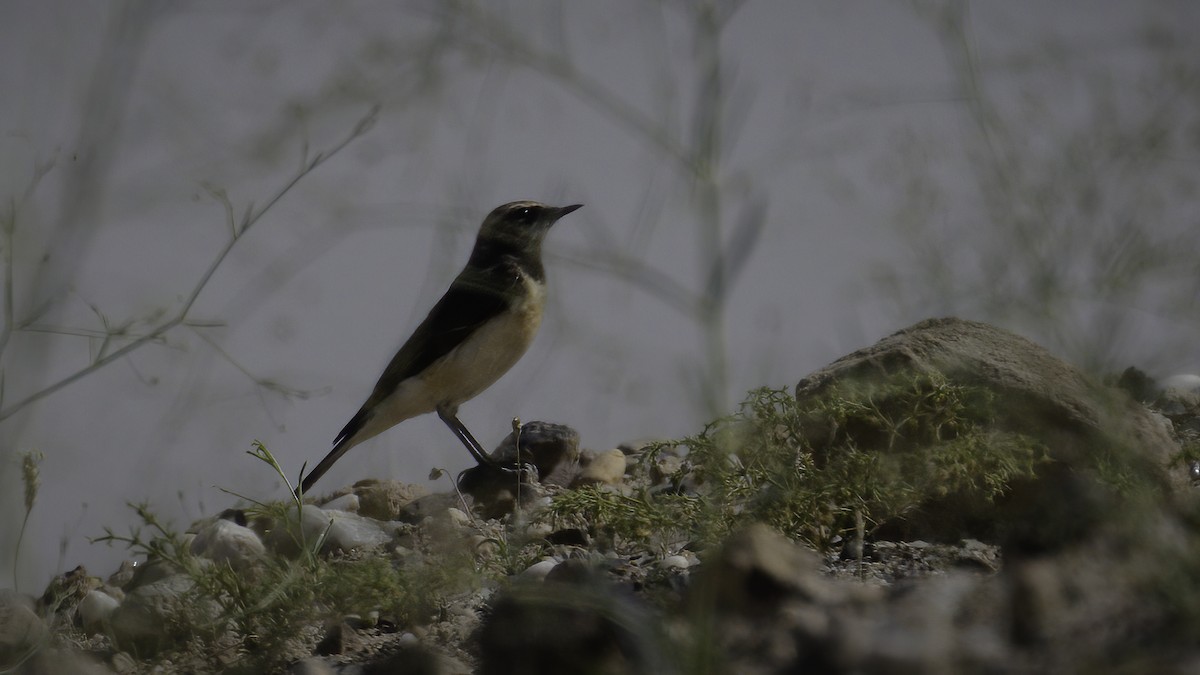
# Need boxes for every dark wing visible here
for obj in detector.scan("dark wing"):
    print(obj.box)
[331,264,517,448]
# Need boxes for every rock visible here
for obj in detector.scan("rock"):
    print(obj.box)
[313,508,394,553]
[572,448,627,486]
[520,559,558,581]
[799,318,1183,483]
[39,565,100,615]
[456,422,580,518]
[693,523,849,614]
[109,574,200,653]
[1156,384,1200,418]
[106,561,138,590]
[0,590,47,669]
[398,493,464,524]
[110,650,137,673]
[649,449,686,486]
[616,438,666,464]
[1113,366,1159,402]
[543,558,596,585]
[478,582,665,675]
[690,523,1014,674]
[190,515,266,571]
[77,589,120,635]
[351,479,429,521]
[660,554,690,570]
[456,467,549,521]
[1162,373,1200,393]
[793,317,1188,548]
[266,505,394,555]
[446,507,473,528]
[492,421,582,486]
[317,492,360,512]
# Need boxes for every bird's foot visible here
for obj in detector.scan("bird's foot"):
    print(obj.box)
[485,459,539,484]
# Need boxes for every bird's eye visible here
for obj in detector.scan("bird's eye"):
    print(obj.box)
[511,206,538,224]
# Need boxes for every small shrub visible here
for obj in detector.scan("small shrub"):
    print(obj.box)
[546,374,1049,552]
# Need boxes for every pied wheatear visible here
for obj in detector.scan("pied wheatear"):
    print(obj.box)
[298,201,582,495]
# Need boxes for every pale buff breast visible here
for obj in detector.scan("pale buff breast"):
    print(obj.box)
[373,274,547,425]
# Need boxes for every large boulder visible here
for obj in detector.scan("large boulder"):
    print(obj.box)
[794,318,1187,546]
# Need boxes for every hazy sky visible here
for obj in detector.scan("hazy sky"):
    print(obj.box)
[2,1,1197,590]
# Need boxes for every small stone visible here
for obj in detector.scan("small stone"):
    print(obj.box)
[40,565,99,611]
[109,574,200,653]
[521,559,559,581]
[342,613,369,630]
[545,558,596,585]
[616,438,664,461]
[651,453,686,485]
[457,467,548,520]
[661,555,690,570]
[190,517,266,571]
[399,493,462,524]
[479,581,660,675]
[693,524,839,614]
[78,589,120,634]
[573,448,627,486]
[106,560,138,590]
[267,505,393,555]
[124,558,175,589]
[319,492,360,512]
[459,422,582,508]
[353,479,429,521]
[0,590,48,666]
[522,521,554,539]
[110,651,138,674]
[1162,373,1200,393]
[447,507,473,527]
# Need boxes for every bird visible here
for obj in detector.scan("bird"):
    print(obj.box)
[298,201,582,496]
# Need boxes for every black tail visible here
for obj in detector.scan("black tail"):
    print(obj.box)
[296,429,360,494]
[297,436,354,497]
[298,408,370,497]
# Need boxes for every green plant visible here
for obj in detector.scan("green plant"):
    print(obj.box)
[544,376,1049,553]
[541,484,703,555]
[11,448,42,592]
[91,442,478,672]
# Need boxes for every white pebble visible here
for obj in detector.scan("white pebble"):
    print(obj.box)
[661,555,691,569]
[78,589,120,634]
[520,559,559,581]
[320,493,360,512]
[1163,374,1200,393]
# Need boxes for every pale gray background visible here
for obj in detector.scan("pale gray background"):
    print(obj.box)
[2,1,1197,590]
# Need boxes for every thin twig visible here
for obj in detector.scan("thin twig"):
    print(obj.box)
[552,244,700,320]
[0,159,56,360]
[189,324,325,400]
[0,106,379,423]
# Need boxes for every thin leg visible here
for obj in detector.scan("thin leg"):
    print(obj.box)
[437,406,517,472]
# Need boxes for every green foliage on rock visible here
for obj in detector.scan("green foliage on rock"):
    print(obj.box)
[545,374,1050,551]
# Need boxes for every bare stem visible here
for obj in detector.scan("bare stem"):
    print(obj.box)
[0,107,379,423]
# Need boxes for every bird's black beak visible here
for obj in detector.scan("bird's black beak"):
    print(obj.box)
[552,204,583,221]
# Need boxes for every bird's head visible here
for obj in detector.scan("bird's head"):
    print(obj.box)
[476,201,582,252]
